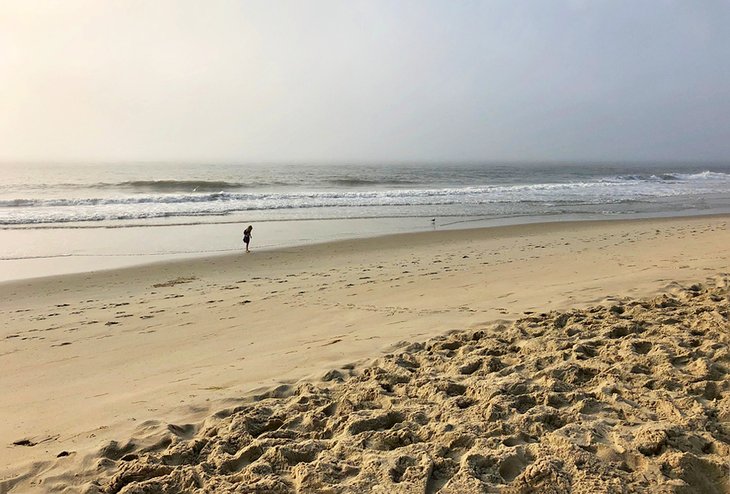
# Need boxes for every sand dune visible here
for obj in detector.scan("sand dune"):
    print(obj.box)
[1,215,729,493]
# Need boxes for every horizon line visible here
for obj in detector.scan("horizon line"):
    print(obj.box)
[1,159,729,167]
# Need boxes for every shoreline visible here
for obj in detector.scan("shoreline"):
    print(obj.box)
[1,214,729,492]
[3,211,730,285]
[2,210,730,283]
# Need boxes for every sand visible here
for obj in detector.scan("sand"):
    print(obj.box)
[0,215,728,493]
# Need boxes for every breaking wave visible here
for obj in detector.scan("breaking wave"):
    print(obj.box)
[2,170,729,226]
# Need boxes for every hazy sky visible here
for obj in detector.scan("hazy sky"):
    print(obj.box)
[1,1,729,163]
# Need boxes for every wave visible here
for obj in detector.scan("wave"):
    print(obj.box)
[2,173,729,211]
[325,178,418,187]
[0,181,642,209]
[670,171,730,180]
[2,179,288,192]
[2,170,729,226]
[4,177,419,192]
[614,171,730,182]
[3,170,728,194]
[110,177,419,190]
[116,180,249,191]
[615,174,680,181]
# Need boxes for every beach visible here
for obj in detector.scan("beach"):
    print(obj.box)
[1,215,729,493]
[3,162,730,283]
[5,1,730,491]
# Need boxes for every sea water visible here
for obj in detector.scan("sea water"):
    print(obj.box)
[1,162,730,280]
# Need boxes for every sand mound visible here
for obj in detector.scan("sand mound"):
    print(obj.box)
[47,280,730,492]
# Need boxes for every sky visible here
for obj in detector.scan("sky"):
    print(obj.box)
[1,1,729,164]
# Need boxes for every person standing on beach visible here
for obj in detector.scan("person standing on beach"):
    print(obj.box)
[243,225,253,253]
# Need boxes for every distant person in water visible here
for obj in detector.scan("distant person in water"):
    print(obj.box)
[243,225,253,253]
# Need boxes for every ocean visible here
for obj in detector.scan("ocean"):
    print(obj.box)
[2,162,730,280]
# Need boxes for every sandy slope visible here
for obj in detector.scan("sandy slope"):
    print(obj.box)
[97,280,730,493]
[0,215,728,492]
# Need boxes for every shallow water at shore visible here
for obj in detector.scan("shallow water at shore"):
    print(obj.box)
[3,209,730,282]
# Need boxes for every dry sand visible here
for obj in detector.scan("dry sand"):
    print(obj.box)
[0,215,728,493]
